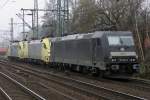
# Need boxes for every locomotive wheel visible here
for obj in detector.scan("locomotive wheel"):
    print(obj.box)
[99,70,104,78]
[81,66,88,74]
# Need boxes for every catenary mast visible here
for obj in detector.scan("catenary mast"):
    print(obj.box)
[34,0,39,39]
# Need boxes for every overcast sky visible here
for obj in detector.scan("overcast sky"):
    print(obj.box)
[0,0,150,41]
[0,0,46,40]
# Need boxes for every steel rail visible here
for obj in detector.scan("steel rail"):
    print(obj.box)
[0,87,12,100]
[38,83,78,100]
[0,60,148,100]
[0,61,82,100]
[38,68,147,100]
[0,72,46,100]
[2,62,147,100]
[130,77,150,85]
[0,61,111,100]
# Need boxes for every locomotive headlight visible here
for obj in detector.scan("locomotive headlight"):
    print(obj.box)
[133,64,140,72]
[132,59,136,61]
[133,64,139,69]
[112,58,117,62]
[130,58,136,62]
[111,65,119,70]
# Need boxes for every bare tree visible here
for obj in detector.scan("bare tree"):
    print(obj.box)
[71,0,144,32]
[71,0,97,33]
[41,0,57,37]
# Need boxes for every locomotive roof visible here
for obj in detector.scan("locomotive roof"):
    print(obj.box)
[51,31,132,42]
[9,31,132,43]
[28,40,41,44]
[10,42,19,46]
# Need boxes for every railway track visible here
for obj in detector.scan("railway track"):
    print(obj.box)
[0,60,147,100]
[0,87,12,100]
[123,78,150,92]
[2,71,79,100]
[6,61,150,91]
[0,61,100,100]
[0,72,46,100]
[130,77,150,87]
[1,69,79,100]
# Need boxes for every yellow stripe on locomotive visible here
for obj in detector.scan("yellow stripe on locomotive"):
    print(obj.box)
[18,41,23,59]
[23,41,28,59]
[41,38,51,63]
[18,41,28,59]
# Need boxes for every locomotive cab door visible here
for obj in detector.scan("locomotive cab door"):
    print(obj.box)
[91,39,97,66]
[91,38,105,76]
[92,38,104,69]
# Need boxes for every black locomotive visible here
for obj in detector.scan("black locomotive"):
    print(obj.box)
[50,31,139,77]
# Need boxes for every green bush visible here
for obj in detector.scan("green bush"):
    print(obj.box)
[139,63,150,79]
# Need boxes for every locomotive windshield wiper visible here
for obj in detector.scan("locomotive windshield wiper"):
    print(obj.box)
[120,38,123,45]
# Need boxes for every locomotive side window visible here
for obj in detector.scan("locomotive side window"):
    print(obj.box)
[120,36,134,46]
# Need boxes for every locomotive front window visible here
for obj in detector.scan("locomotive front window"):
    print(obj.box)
[108,36,134,46]
[108,36,121,45]
[120,36,134,46]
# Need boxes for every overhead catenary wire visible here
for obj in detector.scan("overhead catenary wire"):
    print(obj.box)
[0,0,10,9]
